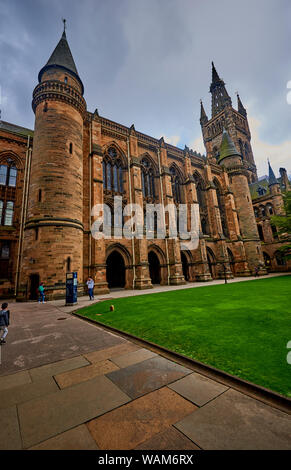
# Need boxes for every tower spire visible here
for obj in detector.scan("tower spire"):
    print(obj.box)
[211,61,221,84]
[38,23,84,94]
[237,93,247,117]
[209,62,232,117]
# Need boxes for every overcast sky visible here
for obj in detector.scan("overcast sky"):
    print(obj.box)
[0,0,290,177]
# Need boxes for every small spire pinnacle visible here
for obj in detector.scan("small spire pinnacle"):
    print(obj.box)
[62,18,66,33]
[211,61,221,84]
[237,92,247,117]
[200,100,208,125]
[268,159,278,186]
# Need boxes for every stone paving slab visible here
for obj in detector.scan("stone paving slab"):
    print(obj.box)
[174,389,291,450]
[0,377,58,409]
[110,348,157,368]
[106,356,193,399]
[0,406,22,450]
[135,427,200,450]
[29,356,90,382]
[18,375,131,449]
[54,360,120,389]
[29,425,99,450]
[0,370,31,391]
[168,372,229,407]
[84,342,141,363]
[87,387,197,450]
[0,305,127,376]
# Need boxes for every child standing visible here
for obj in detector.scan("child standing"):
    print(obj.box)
[0,302,10,345]
[38,282,46,303]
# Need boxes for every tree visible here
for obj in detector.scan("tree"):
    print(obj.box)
[270,192,291,260]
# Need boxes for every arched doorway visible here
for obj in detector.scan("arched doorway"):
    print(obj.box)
[29,274,40,300]
[263,252,271,270]
[148,251,161,285]
[106,251,125,288]
[207,248,216,279]
[227,248,235,276]
[181,252,189,281]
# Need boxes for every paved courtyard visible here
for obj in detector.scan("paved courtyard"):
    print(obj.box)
[0,275,290,450]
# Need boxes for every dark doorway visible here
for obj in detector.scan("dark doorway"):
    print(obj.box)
[227,248,235,276]
[207,248,216,279]
[106,251,125,288]
[181,252,189,281]
[148,251,161,285]
[29,274,40,300]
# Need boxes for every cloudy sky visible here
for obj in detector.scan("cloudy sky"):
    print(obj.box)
[0,0,290,177]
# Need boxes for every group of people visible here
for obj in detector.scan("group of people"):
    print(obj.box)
[36,278,95,303]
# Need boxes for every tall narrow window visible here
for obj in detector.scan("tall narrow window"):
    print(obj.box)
[69,143,73,154]
[67,257,71,272]
[214,180,229,238]
[170,166,182,204]
[4,201,14,226]
[38,189,42,203]
[0,201,3,222]
[141,158,155,199]
[35,227,39,241]
[193,173,209,235]
[103,147,124,194]
[0,165,7,185]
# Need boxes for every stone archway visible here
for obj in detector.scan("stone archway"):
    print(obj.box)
[29,273,40,300]
[148,251,161,285]
[207,248,216,279]
[181,251,189,281]
[227,248,235,276]
[106,251,126,288]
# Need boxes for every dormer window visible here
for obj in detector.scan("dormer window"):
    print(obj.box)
[64,76,68,84]
[257,186,267,196]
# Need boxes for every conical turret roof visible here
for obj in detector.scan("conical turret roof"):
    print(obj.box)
[218,128,241,162]
[38,29,84,94]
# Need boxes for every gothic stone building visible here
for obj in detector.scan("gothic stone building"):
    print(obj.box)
[0,30,290,300]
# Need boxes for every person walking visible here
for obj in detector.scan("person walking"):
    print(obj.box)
[86,277,95,300]
[0,302,10,345]
[254,266,259,277]
[38,282,46,303]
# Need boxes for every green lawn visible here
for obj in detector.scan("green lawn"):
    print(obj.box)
[76,276,291,397]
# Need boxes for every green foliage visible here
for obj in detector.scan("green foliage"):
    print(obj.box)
[271,191,291,235]
[77,276,291,397]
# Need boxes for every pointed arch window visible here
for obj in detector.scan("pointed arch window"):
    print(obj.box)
[0,162,17,187]
[214,179,229,238]
[103,147,124,194]
[141,158,155,200]
[193,173,209,235]
[170,166,182,204]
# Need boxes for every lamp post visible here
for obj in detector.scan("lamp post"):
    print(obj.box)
[223,263,227,284]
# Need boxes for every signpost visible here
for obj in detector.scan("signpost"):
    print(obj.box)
[66,272,78,306]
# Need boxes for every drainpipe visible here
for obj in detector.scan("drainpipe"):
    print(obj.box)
[127,137,136,289]
[16,136,32,298]
[14,135,30,296]
[88,119,92,277]
[157,147,170,285]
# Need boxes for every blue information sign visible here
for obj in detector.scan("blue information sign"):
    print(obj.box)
[66,272,78,305]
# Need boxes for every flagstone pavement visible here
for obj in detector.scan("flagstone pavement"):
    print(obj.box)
[0,274,290,450]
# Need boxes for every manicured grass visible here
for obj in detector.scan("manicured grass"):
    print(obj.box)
[76,276,291,397]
